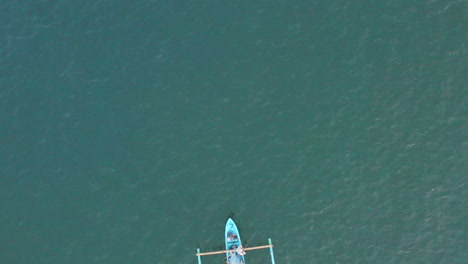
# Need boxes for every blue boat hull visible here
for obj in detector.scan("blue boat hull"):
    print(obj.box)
[225,218,245,264]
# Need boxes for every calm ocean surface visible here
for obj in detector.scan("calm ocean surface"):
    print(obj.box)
[1,1,466,263]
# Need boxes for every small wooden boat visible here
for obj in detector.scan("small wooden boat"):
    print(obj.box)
[225,218,245,264]
[196,218,276,264]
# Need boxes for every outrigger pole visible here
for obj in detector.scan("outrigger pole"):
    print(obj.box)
[196,239,276,264]
[196,248,202,264]
[268,238,275,264]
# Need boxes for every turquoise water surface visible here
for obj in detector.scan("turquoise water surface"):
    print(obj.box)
[1,1,466,263]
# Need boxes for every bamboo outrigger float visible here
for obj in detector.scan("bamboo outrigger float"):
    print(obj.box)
[196,218,276,264]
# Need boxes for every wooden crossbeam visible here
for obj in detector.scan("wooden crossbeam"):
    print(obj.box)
[196,244,273,256]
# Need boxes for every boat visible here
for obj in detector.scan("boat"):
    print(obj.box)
[225,218,245,264]
[196,218,276,264]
